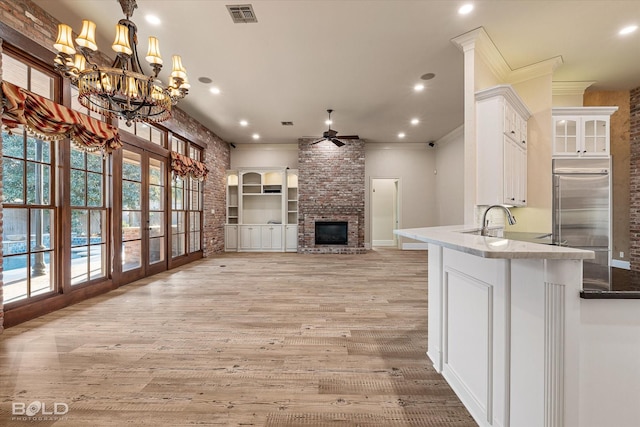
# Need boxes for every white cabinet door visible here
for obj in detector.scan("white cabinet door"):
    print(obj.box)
[224,225,238,251]
[581,117,609,156]
[239,225,261,250]
[553,116,579,156]
[285,225,298,252]
[261,225,283,251]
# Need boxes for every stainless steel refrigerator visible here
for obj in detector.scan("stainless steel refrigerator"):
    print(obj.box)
[552,158,611,290]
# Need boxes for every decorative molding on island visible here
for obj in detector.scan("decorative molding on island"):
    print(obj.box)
[395,225,593,427]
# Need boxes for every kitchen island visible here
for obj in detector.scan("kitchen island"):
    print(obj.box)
[395,225,594,427]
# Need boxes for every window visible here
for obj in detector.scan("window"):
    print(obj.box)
[118,118,165,146]
[122,151,143,271]
[2,127,55,303]
[170,136,203,257]
[69,147,108,285]
[2,51,57,304]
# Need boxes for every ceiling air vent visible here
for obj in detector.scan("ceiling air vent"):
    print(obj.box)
[281,121,294,126]
[226,4,258,23]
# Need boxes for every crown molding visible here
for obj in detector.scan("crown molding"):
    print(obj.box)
[552,81,596,96]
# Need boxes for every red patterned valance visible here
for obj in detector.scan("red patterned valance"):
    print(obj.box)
[170,151,209,181]
[1,81,122,154]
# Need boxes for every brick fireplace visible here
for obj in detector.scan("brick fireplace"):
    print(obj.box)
[297,138,366,254]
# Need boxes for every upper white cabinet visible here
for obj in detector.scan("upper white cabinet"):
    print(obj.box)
[552,107,618,157]
[225,167,298,252]
[476,85,531,207]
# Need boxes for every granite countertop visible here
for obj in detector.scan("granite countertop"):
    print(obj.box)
[394,225,594,260]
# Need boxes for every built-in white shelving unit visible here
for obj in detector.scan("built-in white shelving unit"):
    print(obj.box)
[225,167,298,252]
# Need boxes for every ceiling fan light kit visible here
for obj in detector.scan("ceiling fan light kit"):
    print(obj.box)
[311,109,359,147]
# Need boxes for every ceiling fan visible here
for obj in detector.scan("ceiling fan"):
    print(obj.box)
[311,109,359,147]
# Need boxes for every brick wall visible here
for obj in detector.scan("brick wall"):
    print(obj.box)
[630,87,640,270]
[0,0,231,331]
[297,138,366,254]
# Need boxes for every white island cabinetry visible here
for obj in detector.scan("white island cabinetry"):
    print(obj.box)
[395,225,593,427]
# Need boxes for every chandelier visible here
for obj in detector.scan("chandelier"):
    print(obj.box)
[53,0,189,126]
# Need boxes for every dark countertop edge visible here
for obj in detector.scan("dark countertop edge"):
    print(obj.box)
[580,291,640,299]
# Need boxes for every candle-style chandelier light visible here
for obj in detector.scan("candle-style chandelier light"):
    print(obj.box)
[53,0,189,126]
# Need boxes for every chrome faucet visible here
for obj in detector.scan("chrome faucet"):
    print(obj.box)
[481,205,517,236]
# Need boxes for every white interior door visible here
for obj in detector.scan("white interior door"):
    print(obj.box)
[371,178,400,247]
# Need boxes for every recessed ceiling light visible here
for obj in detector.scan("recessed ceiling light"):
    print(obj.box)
[198,76,213,84]
[421,73,436,80]
[239,120,248,127]
[210,87,221,95]
[619,25,638,35]
[252,133,260,140]
[145,15,161,25]
[411,118,420,125]
[398,132,406,139]
[414,83,425,92]
[458,4,474,15]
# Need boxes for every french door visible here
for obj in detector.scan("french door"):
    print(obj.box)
[114,145,168,284]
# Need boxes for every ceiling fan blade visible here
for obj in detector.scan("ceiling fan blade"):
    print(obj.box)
[336,135,359,139]
[331,138,345,147]
[311,138,325,145]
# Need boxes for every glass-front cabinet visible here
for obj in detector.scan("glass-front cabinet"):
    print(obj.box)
[552,107,618,158]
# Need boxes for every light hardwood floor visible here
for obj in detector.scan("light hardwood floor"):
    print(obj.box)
[0,249,476,426]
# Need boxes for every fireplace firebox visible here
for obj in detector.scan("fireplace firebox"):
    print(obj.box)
[315,221,348,245]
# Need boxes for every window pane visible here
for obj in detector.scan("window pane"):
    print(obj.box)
[122,241,141,271]
[189,212,201,232]
[71,148,85,169]
[149,237,165,264]
[90,210,106,242]
[3,255,29,303]
[26,163,51,205]
[122,152,142,181]
[151,127,164,145]
[2,158,25,203]
[87,172,103,206]
[26,137,51,163]
[172,183,184,210]
[71,251,89,285]
[149,212,164,237]
[122,181,141,210]
[172,233,185,257]
[172,211,185,233]
[3,130,25,158]
[189,231,201,252]
[30,209,54,251]
[122,212,142,239]
[71,209,89,247]
[70,169,87,206]
[89,244,106,280]
[2,53,28,88]
[30,252,54,295]
[86,152,103,173]
[4,209,28,254]
[135,122,150,140]
[30,68,54,100]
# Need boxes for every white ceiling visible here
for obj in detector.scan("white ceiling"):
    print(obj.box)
[32,0,640,146]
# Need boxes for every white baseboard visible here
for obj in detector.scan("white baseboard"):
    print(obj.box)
[402,242,428,250]
[611,259,630,270]
[373,239,396,247]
